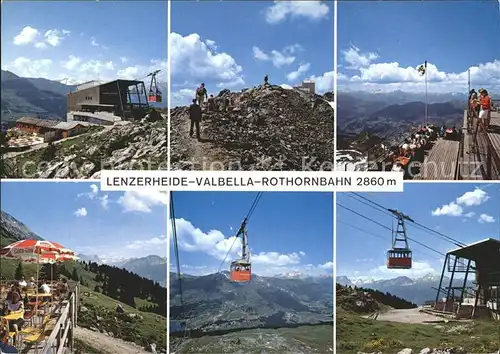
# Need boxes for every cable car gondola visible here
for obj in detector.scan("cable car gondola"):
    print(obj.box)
[147,70,162,103]
[229,218,251,283]
[387,209,413,269]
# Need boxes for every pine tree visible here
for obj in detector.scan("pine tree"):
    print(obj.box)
[15,263,23,280]
[71,268,79,282]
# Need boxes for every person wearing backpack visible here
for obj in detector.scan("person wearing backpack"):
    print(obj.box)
[195,83,208,108]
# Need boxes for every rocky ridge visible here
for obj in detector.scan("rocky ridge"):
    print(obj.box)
[170,85,334,170]
[6,117,166,179]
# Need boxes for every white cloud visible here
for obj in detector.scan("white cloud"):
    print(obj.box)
[431,202,463,217]
[2,57,53,78]
[118,191,168,213]
[120,57,128,64]
[478,214,495,223]
[34,42,47,49]
[252,45,299,68]
[339,46,500,93]
[3,51,164,84]
[205,39,217,51]
[342,45,378,70]
[100,194,109,210]
[172,89,196,105]
[74,207,88,217]
[265,1,330,24]
[125,235,166,250]
[307,71,334,93]
[456,188,490,206]
[432,188,490,217]
[173,218,331,277]
[116,58,167,83]
[286,63,311,81]
[170,32,244,88]
[76,184,109,210]
[44,29,70,47]
[13,26,40,45]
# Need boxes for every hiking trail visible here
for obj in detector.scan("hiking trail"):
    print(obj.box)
[74,327,151,354]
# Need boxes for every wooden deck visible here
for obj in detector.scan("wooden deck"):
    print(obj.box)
[417,139,460,180]
[488,111,500,153]
[460,110,500,180]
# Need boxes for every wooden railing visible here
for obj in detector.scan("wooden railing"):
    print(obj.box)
[39,285,79,354]
[468,104,500,179]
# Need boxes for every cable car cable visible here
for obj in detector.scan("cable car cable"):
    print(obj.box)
[337,220,440,260]
[170,192,190,339]
[216,192,263,274]
[338,204,475,270]
[338,204,444,256]
[349,193,467,247]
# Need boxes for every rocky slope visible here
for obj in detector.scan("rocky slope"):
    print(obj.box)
[170,272,333,332]
[4,118,166,179]
[170,85,334,171]
[1,209,43,242]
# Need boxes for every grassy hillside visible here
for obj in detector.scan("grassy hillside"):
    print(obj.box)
[337,313,499,353]
[336,283,500,353]
[78,285,166,350]
[0,251,167,351]
[171,324,333,354]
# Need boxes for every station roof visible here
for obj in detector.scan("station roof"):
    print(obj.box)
[447,238,500,261]
[16,117,61,128]
[71,79,144,94]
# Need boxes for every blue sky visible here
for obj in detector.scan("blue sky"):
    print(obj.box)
[337,183,499,281]
[170,192,333,277]
[1,182,167,262]
[171,1,334,106]
[1,1,167,85]
[338,0,500,93]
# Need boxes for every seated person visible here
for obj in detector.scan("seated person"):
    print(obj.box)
[56,278,69,298]
[27,277,36,289]
[39,281,50,295]
[0,318,19,353]
[7,292,24,314]
[18,277,27,289]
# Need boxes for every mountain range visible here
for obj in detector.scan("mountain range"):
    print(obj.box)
[1,209,166,286]
[337,274,474,305]
[1,70,167,122]
[170,271,333,332]
[1,70,72,121]
[337,91,466,142]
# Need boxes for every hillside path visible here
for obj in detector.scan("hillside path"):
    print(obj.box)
[74,327,151,354]
[172,113,226,170]
[364,308,444,324]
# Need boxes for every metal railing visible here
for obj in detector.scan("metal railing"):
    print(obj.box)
[468,103,500,179]
[39,285,78,354]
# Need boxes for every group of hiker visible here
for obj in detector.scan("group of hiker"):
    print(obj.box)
[188,83,232,140]
[468,88,492,130]
[187,75,270,140]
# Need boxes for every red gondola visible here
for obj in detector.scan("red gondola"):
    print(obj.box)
[387,209,413,269]
[229,219,251,283]
[147,70,162,103]
[387,249,412,269]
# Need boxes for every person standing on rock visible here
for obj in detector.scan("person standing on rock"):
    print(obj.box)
[189,99,202,140]
[196,83,208,109]
[264,74,269,86]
